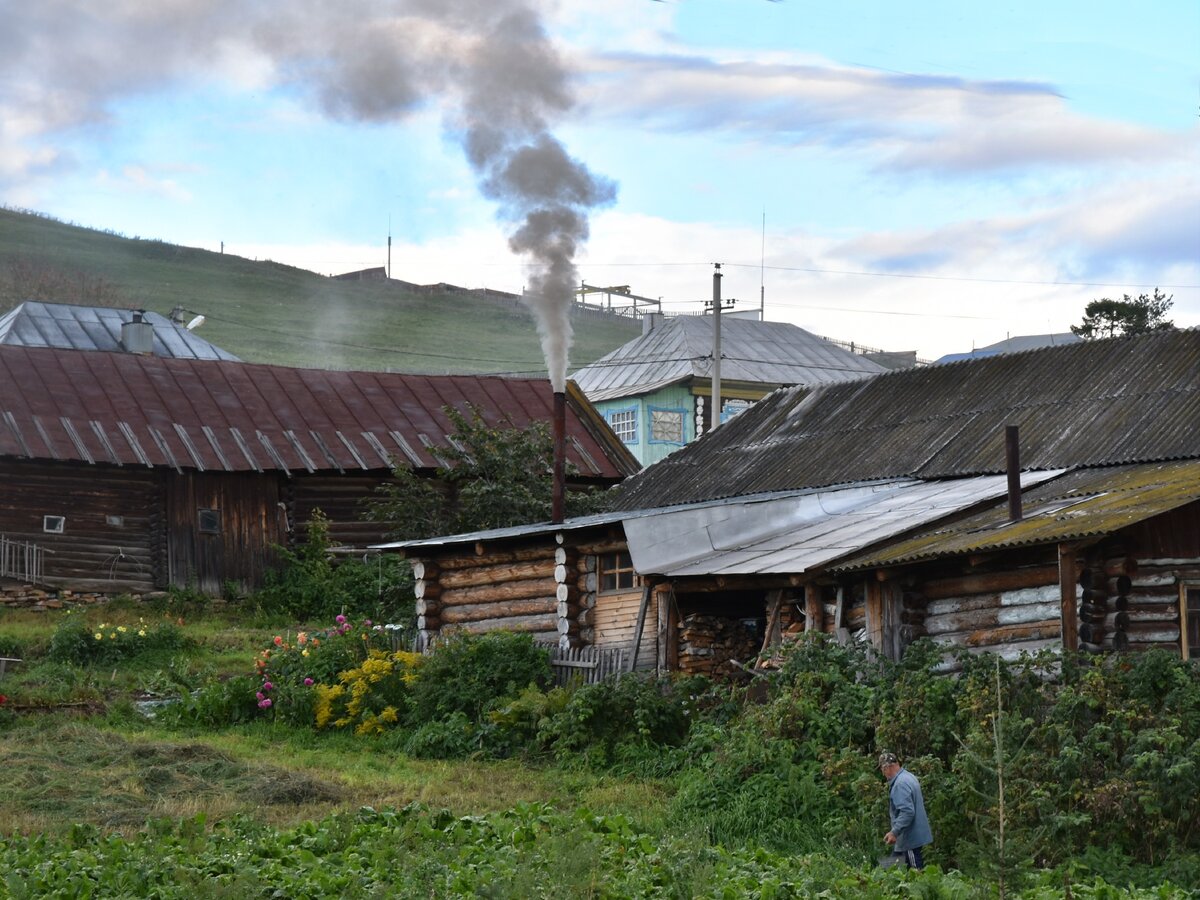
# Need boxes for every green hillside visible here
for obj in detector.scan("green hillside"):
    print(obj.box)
[0,207,639,375]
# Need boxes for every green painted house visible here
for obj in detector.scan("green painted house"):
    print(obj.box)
[570,314,888,466]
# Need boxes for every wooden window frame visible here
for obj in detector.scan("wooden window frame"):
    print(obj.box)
[1181,582,1200,660]
[599,550,639,594]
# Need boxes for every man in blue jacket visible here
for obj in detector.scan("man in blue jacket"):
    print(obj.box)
[879,751,932,869]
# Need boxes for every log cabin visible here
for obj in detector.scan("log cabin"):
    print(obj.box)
[0,345,637,598]
[385,328,1200,674]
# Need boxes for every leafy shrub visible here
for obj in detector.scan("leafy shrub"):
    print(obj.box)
[157,674,262,729]
[48,616,189,666]
[409,632,552,723]
[255,510,413,621]
[537,673,695,770]
[402,712,480,759]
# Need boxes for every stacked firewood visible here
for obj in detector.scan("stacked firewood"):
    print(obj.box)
[677,614,760,678]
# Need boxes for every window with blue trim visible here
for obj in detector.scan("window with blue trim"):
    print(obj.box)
[605,406,638,444]
[648,406,686,444]
[720,398,753,423]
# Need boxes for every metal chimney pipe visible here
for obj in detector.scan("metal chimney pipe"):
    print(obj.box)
[1005,424,1022,521]
[552,391,566,524]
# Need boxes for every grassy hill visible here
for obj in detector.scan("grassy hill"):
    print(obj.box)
[0,206,639,375]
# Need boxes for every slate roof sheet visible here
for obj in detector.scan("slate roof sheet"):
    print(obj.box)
[829,459,1200,572]
[613,328,1200,510]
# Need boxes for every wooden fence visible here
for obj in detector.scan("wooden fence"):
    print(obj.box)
[393,630,625,686]
[0,536,47,583]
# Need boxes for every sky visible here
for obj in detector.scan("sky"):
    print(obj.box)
[1,0,1197,363]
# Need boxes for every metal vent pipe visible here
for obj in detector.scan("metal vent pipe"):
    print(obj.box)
[1005,424,1022,521]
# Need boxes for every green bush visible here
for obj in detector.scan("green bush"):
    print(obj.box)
[254,510,413,622]
[157,674,262,729]
[537,673,695,770]
[47,616,189,666]
[402,712,479,759]
[408,632,552,723]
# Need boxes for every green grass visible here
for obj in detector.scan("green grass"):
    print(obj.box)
[0,206,640,373]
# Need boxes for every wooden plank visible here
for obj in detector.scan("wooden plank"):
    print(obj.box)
[1059,545,1079,652]
[805,583,824,633]
[628,583,654,672]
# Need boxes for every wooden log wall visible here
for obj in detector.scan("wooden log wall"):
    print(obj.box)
[412,541,567,649]
[289,473,395,549]
[1114,557,1200,653]
[920,565,1062,657]
[0,461,161,592]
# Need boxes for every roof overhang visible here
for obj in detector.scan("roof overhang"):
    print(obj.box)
[622,470,1065,578]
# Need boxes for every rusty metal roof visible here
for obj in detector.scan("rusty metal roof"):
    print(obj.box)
[614,328,1200,510]
[571,315,886,402]
[829,459,1200,572]
[0,301,240,360]
[0,345,638,478]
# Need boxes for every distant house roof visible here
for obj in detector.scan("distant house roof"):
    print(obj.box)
[613,328,1200,510]
[934,332,1081,364]
[0,301,239,361]
[571,316,887,402]
[0,346,639,478]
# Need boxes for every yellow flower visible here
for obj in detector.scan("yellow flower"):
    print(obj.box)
[94,632,102,641]
[108,633,116,640]
[302,649,310,657]
[117,626,127,633]
[137,629,146,637]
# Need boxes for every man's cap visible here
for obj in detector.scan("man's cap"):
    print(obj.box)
[877,751,899,767]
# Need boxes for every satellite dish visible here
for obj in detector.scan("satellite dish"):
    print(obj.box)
[186,315,206,331]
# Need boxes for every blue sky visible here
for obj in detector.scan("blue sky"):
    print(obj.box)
[2,0,1196,361]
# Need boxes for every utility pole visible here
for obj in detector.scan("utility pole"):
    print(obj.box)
[706,264,736,432]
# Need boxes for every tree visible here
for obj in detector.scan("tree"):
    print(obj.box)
[365,404,612,540]
[1070,288,1174,340]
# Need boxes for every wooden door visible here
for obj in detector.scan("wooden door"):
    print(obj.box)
[166,472,286,594]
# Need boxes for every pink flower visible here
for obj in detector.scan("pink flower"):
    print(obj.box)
[335,614,347,625]
[258,698,272,709]
[303,677,314,687]
[255,692,264,701]
[364,620,373,627]
[273,635,283,646]
[262,681,273,692]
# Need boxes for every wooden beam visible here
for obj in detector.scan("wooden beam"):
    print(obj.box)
[922,565,1059,601]
[628,581,655,673]
[1059,544,1079,652]
[804,582,824,633]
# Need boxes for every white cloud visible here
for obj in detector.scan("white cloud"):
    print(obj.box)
[575,51,1186,174]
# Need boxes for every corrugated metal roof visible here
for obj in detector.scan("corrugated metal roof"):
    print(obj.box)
[830,460,1200,572]
[622,471,1063,577]
[0,345,638,478]
[614,328,1200,510]
[571,316,886,402]
[0,301,240,360]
